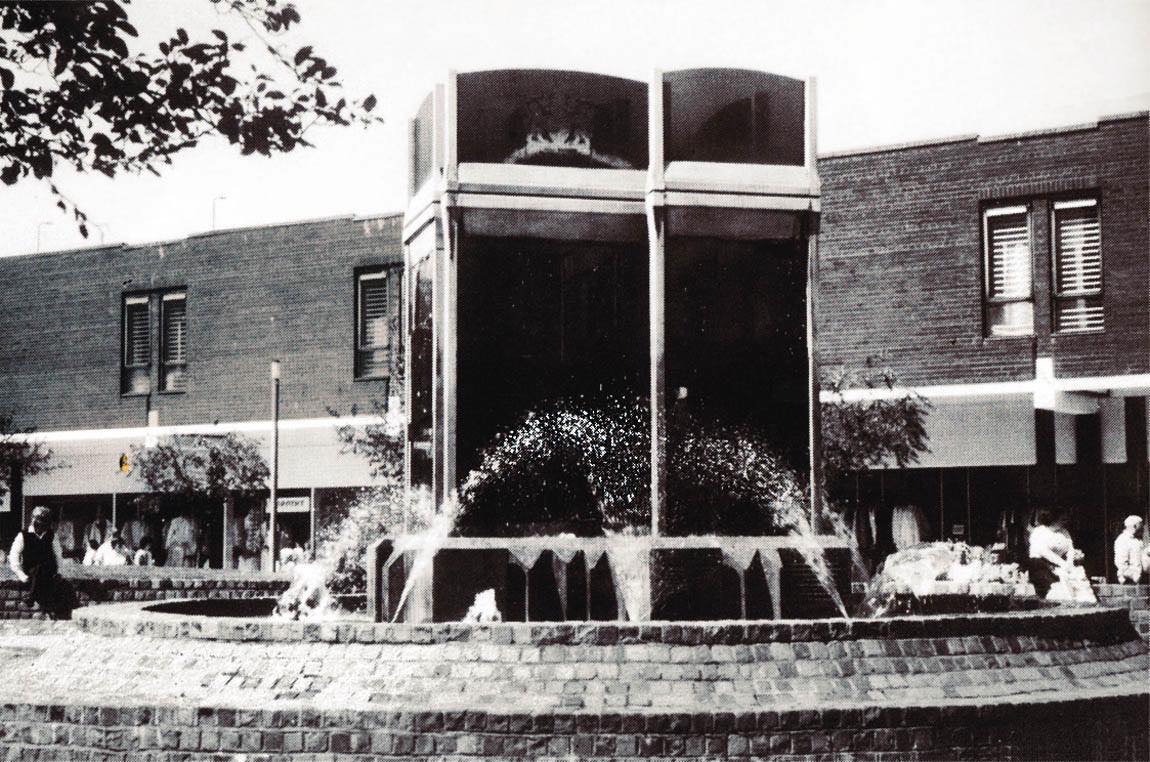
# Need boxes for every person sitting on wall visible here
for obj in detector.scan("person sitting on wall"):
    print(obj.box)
[1114,516,1145,584]
[82,539,100,566]
[83,509,113,550]
[92,532,130,566]
[8,506,65,613]
[133,536,155,567]
[1027,510,1076,598]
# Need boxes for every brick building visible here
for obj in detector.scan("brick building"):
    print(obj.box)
[2,107,1147,581]
[816,112,1149,579]
[0,214,404,567]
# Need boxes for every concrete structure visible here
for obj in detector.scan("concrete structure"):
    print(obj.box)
[402,68,821,534]
[0,215,403,566]
[817,112,1150,579]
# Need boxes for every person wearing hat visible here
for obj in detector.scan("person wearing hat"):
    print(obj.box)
[1114,515,1145,584]
[8,506,64,612]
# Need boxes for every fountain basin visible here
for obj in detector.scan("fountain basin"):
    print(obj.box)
[52,601,1150,759]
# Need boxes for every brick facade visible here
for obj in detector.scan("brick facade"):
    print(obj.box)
[0,215,403,433]
[816,113,1148,386]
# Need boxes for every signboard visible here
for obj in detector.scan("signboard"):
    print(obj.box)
[271,496,311,514]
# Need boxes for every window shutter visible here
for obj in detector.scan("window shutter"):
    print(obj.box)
[1053,201,1103,332]
[1054,202,1101,295]
[359,273,389,349]
[986,210,1031,300]
[124,299,150,366]
[162,295,187,364]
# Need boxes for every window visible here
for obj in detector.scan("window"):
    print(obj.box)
[355,270,390,379]
[121,289,188,395]
[983,205,1033,337]
[160,291,188,391]
[122,296,151,394]
[1052,199,1103,332]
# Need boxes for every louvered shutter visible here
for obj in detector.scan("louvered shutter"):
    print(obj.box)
[984,207,1033,336]
[1053,200,1103,332]
[124,298,150,367]
[360,274,388,349]
[160,293,188,391]
[162,295,187,365]
[122,296,151,394]
[357,271,389,379]
[986,209,1031,300]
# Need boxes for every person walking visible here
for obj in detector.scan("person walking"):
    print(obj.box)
[8,506,64,613]
[1114,516,1145,584]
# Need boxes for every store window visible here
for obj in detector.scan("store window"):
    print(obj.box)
[1051,199,1103,333]
[983,205,1033,337]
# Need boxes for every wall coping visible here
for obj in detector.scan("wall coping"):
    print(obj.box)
[72,599,1133,646]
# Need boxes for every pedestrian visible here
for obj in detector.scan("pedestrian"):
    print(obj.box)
[8,506,64,613]
[1114,516,1145,584]
[1027,510,1075,598]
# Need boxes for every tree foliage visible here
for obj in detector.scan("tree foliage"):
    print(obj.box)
[0,412,53,498]
[820,366,931,480]
[330,398,404,483]
[0,0,381,235]
[130,432,268,500]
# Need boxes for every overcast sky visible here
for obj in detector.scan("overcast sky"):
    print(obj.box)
[2,0,1147,258]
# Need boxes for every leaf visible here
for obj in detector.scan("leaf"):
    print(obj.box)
[363,94,377,112]
[212,29,227,43]
[0,67,12,90]
[79,224,88,238]
[0,164,19,185]
[177,28,188,45]
[293,45,312,66]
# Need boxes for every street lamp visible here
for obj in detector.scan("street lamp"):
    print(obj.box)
[35,221,54,253]
[212,195,227,230]
[269,359,281,571]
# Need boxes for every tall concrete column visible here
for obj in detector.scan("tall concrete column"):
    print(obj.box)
[647,202,666,537]
[807,227,824,533]
[440,204,459,502]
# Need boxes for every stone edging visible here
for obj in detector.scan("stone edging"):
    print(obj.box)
[73,599,1135,646]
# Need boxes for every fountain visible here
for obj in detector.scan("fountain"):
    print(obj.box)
[53,68,1148,759]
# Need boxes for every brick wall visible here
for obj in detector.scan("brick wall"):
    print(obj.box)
[816,114,1149,386]
[0,571,289,621]
[0,215,403,433]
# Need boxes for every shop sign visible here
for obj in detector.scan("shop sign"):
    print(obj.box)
[272,496,311,514]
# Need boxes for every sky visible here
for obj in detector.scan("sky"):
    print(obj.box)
[2,0,1148,258]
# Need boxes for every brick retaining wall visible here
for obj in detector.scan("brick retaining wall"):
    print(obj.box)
[1,605,1146,759]
[1095,583,1150,642]
[0,571,289,621]
[0,693,1144,760]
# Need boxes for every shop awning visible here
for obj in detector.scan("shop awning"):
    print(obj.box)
[886,393,1036,469]
[21,420,382,497]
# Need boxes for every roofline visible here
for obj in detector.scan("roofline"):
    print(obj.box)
[818,110,1148,160]
[3,211,404,261]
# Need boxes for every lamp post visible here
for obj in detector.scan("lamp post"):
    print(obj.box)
[269,359,281,571]
[212,195,227,230]
[35,222,53,253]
